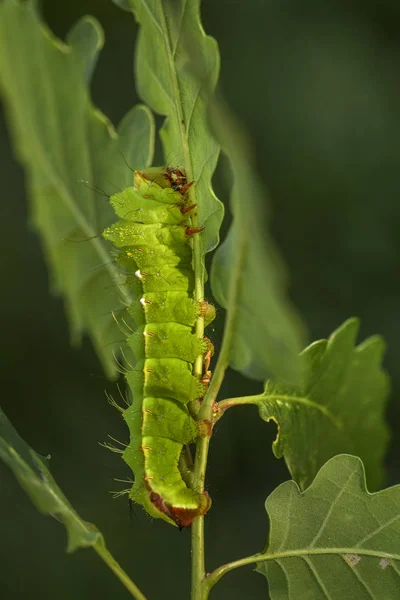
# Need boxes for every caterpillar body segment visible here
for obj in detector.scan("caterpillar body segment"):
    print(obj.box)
[117,243,192,270]
[126,358,206,406]
[126,291,216,329]
[130,322,208,362]
[139,292,200,325]
[103,167,215,528]
[103,221,191,248]
[128,265,195,294]
[110,188,188,225]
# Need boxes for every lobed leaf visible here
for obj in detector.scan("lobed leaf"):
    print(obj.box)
[209,99,305,384]
[257,454,400,600]
[114,0,224,265]
[119,0,305,385]
[0,0,154,377]
[221,319,390,490]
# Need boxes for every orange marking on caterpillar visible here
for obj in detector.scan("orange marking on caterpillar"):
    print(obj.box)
[179,181,194,196]
[201,370,212,388]
[199,301,211,317]
[179,203,196,215]
[163,169,194,197]
[163,167,187,190]
[203,338,214,373]
[140,297,152,307]
[185,226,204,236]
[149,489,211,530]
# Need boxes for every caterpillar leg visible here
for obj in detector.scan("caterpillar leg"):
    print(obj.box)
[200,337,214,389]
[201,369,212,388]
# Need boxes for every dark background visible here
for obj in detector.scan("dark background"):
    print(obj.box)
[1,0,400,598]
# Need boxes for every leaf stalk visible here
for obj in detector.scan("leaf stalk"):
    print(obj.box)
[93,539,148,600]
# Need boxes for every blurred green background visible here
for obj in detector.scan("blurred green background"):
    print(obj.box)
[1,0,400,598]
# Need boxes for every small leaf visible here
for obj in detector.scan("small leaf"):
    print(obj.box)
[0,408,100,552]
[257,455,400,600]
[0,408,147,598]
[0,1,154,377]
[115,0,224,265]
[209,99,305,384]
[222,319,390,490]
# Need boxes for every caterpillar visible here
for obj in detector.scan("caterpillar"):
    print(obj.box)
[102,166,215,528]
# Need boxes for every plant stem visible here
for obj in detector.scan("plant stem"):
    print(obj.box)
[216,393,340,427]
[191,487,205,600]
[191,328,230,599]
[198,219,248,422]
[189,173,248,599]
[156,7,207,593]
[190,339,233,599]
[155,5,229,596]
[189,215,247,598]
[203,552,264,595]
[190,198,208,599]
[191,438,208,600]
[93,539,147,600]
[215,395,264,422]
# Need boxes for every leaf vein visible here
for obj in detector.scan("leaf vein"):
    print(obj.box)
[138,0,163,35]
[357,513,400,547]
[309,468,357,548]
[172,0,187,59]
[302,556,333,600]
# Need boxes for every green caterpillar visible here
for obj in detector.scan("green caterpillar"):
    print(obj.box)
[103,167,215,528]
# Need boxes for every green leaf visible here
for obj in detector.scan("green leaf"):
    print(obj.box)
[257,454,400,600]
[0,407,100,552]
[220,319,390,490]
[115,0,224,264]
[0,407,148,599]
[209,98,305,384]
[0,1,154,378]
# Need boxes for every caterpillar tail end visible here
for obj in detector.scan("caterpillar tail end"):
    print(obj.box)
[149,490,211,529]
